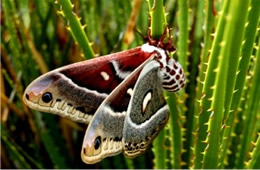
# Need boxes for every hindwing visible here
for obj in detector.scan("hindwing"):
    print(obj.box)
[123,60,169,157]
[80,58,152,164]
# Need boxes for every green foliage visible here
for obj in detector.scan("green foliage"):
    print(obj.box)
[56,0,95,59]
[1,0,259,169]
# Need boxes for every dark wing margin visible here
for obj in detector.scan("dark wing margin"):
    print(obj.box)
[122,60,169,157]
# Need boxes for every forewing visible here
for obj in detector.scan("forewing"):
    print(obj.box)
[80,59,152,164]
[23,47,152,124]
[123,60,169,158]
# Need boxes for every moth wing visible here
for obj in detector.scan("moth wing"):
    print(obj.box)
[81,59,152,164]
[122,60,169,158]
[23,47,152,124]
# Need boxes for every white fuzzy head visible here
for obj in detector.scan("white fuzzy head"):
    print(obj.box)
[141,43,185,92]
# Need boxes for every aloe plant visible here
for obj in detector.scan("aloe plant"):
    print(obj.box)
[1,0,259,169]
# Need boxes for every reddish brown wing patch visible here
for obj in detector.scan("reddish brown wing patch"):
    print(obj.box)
[59,47,153,95]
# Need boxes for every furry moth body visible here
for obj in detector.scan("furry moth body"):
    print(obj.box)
[23,42,185,164]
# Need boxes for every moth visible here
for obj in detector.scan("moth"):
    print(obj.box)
[23,29,185,164]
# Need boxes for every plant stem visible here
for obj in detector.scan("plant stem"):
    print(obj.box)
[235,30,260,169]
[247,133,260,169]
[56,0,95,59]
[203,0,250,168]
[191,0,215,168]
[219,0,260,167]
[148,0,166,39]
[176,0,188,72]
[184,0,205,167]
[167,92,182,168]
[147,0,169,168]
[194,0,230,168]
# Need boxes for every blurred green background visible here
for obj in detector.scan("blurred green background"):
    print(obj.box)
[1,0,259,169]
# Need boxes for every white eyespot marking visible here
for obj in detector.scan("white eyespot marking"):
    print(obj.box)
[100,71,110,81]
[142,92,152,113]
[127,88,133,96]
[111,60,132,79]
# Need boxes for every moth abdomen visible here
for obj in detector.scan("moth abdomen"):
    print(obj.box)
[141,43,185,92]
[159,58,185,92]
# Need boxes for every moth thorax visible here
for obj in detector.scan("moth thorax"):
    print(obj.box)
[160,58,185,92]
[141,43,185,92]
